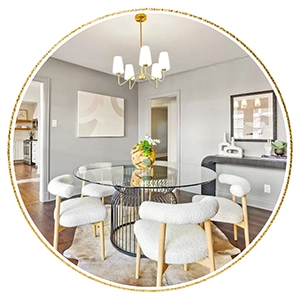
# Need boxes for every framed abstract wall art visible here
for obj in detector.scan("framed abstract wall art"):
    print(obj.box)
[77,91,124,137]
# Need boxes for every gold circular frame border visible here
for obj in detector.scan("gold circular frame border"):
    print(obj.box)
[7,7,293,293]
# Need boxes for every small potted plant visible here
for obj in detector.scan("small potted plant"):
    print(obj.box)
[29,131,35,141]
[131,135,160,169]
[271,140,286,156]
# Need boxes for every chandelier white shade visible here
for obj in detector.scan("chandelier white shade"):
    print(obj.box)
[112,56,124,75]
[124,64,135,80]
[151,63,162,79]
[158,51,171,71]
[139,45,152,67]
[112,13,170,89]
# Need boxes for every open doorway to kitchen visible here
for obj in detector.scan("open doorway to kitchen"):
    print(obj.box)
[148,93,180,163]
[13,76,50,202]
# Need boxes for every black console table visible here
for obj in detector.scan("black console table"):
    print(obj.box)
[201,154,287,195]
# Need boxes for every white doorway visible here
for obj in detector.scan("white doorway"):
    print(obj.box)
[17,76,50,202]
[33,76,50,202]
[148,93,180,163]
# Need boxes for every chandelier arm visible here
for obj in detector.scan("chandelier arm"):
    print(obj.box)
[117,73,139,89]
[158,71,166,83]
[129,76,138,90]
[143,73,159,89]
[117,74,130,86]
[144,71,166,84]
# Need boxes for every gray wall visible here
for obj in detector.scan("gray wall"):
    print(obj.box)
[36,58,138,187]
[37,56,289,210]
[138,56,288,210]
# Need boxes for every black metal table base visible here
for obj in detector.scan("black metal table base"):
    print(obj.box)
[110,189,176,257]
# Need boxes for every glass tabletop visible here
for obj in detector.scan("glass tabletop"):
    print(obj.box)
[73,160,216,190]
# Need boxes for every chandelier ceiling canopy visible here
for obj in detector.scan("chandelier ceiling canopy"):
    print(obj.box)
[112,13,171,90]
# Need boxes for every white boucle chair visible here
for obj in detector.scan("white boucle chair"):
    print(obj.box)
[134,196,219,287]
[79,162,115,236]
[80,162,115,200]
[48,174,108,260]
[193,173,251,247]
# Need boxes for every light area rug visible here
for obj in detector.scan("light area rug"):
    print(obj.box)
[64,207,241,288]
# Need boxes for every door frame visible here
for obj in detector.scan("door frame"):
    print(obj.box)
[32,75,51,202]
[146,90,181,163]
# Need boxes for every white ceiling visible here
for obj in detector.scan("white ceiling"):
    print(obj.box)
[50,11,249,77]
[24,12,249,103]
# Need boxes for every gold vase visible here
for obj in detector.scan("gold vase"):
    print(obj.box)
[130,145,156,169]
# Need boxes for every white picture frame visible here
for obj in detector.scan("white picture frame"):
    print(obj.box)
[17,109,28,120]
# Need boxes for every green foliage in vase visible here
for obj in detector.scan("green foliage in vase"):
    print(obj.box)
[271,140,287,149]
[140,140,152,157]
[134,135,161,157]
[29,131,35,139]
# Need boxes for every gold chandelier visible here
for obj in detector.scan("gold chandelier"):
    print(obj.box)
[112,13,170,89]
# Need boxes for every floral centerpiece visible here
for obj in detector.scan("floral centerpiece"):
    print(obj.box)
[131,134,161,169]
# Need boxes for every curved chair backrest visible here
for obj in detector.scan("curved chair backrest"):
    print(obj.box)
[79,162,113,182]
[219,174,251,197]
[139,196,219,225]
[48,174,76,198]
[82,162,112,170]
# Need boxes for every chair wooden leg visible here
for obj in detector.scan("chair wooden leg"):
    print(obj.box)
[184,264,188,271]
[93,224,97,237]
[53,195,61,250]
[233,224,238,241]
[99,221,105,260]
[156,223,167,287]
[135,243,141,279]
[53,223,59,250]
[204,220,215,272]
[156,262,168,287]
[54,225,65,250]
[81,180,85,197]
[241,195,250,246]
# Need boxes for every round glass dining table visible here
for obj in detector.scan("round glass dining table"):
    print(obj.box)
[74,160,216,256]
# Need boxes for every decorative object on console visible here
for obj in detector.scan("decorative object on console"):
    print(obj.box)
[131,135,160,169]
[218,132,230,155]
[264,139,272,156]
[223,137,243,158]
[271,140,287,156]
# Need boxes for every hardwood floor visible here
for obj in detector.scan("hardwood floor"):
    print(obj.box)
[13,162,273,264]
